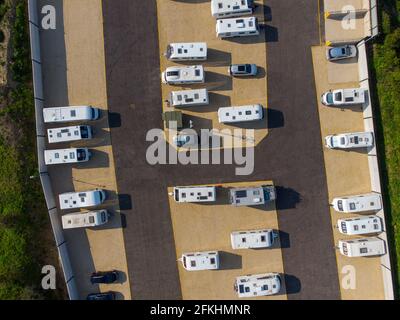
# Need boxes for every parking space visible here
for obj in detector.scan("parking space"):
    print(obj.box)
[168,180,286,300]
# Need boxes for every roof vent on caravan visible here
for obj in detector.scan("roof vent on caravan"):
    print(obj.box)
[231,229,277,249]
[172,186,217,203]
[234,273,281,298]
[165,42,207,61]
[230,185,276,207]
[179,251,220,271]
[44,148,91,165]
[62,210,110,229]
[43,106,100,123]
[59,189,107,210]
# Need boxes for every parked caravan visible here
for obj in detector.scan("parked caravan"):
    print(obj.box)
[44,148,90,165]
[165,42,207,61]
[230,185,275,207]
[169,89,209,107]
[172,186,216,203]
[47,125,93,144]
[321,88,366,106]
[218,104,263,123]
[216,16,259,38]
[337,215,383,235]
[211,0,254,18]
[338,237,386,257]
[234,273,281,298]
[180,251,220,271]
[59,189,107,210]
[325,131,374,149]
[161,65,204,85]
[231,229,277,249]
[332,193,382,213]
[43,106,100,123]
[62,210,109,229]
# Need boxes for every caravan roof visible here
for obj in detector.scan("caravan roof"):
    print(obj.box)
[338,237,386,257]
[231,229,276,249]
[234,273,281,298]
[181,251,220,271]
[173,186,216,203]
[211,0,254,18]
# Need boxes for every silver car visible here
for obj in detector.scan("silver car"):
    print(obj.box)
[228,64,257,77]
[326,45,357,61]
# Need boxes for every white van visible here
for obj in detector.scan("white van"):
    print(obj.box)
[43,106,100,123]
[211,0,254,18]
[338,237,386,257]
[59,189,107,210]
[61,210,109,229]
[332,193,382,213]
[44,148,90,165]
[180,251,220,271]
[169,89,209,107]
[216,16,259,39]
[172,186,216,203]
[165,42,207,61]
[337,215,383,235]
[231,229,277,249]
[230,185,276,207]
[47,125,93,144]
[218,104,263,123]
[325,131,374,149]
[234,273,281,298]
[161,65,205,85]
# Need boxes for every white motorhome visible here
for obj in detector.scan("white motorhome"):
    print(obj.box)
[216,16,259,38]
[61,210,109,229]
[332,193,382,213]
[169,89,209,107]
[43,106,100,123]
[234,273,281,298]
[325,131,374,149]
[231,229,277,249]
[337,215,383,235]
[59,189,107,210]
[338,237,386,257]
[161,65,204,85]
[211,0,254,18]
[47,125,93,144]
[180,251,220,271]
[230,185,276,207]
[218,104,263,123]
[172,186,216,203]
[321,88,366,106]
[165,42,207,61]
[44,148,90,165]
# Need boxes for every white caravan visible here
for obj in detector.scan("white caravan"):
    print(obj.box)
[43,106,100,123]
[211,0,254,18]
[332,193,382,213]
[234,273,281,298]
[180,251,220,271]
[44,148,90,165]
[230,185,276,207]
[61,210,109,230]
[165,42,207,61]
[321,88,366,106]
[47,125,93,144]
[59,189,107,210]
[172,186,216,203]
[337,215,383,235]
[216,16,259,38]
[325,131,374,149]
[218,104,263,123]
[231,229,277,249]
[161,65,204,85]
[338,237,386,257]
[169,89,209,107]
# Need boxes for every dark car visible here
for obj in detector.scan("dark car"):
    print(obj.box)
[87,292,115,301]
[90,270,119,284]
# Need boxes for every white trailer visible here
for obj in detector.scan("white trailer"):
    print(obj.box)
[43,106,100,123]
[165,42,207,61]
[47,125,93,144]
[59,189,107,210]
[337,215,383,235]
[230,185,275,207]
[231,229,277,249]
[338,237,386,257]
[169,89,209,107]
[172,186,216,203]
[325,131,374,149]
[234,273,281,298]
[332,193,382,213]
[161,65,205,85]
[180,251,220,271]
[216,16,259,38]
[321,88,366,106]
[218,104,263,123]
[211,0,254,18]
[44,148,90,165]
[62,210,109,229]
